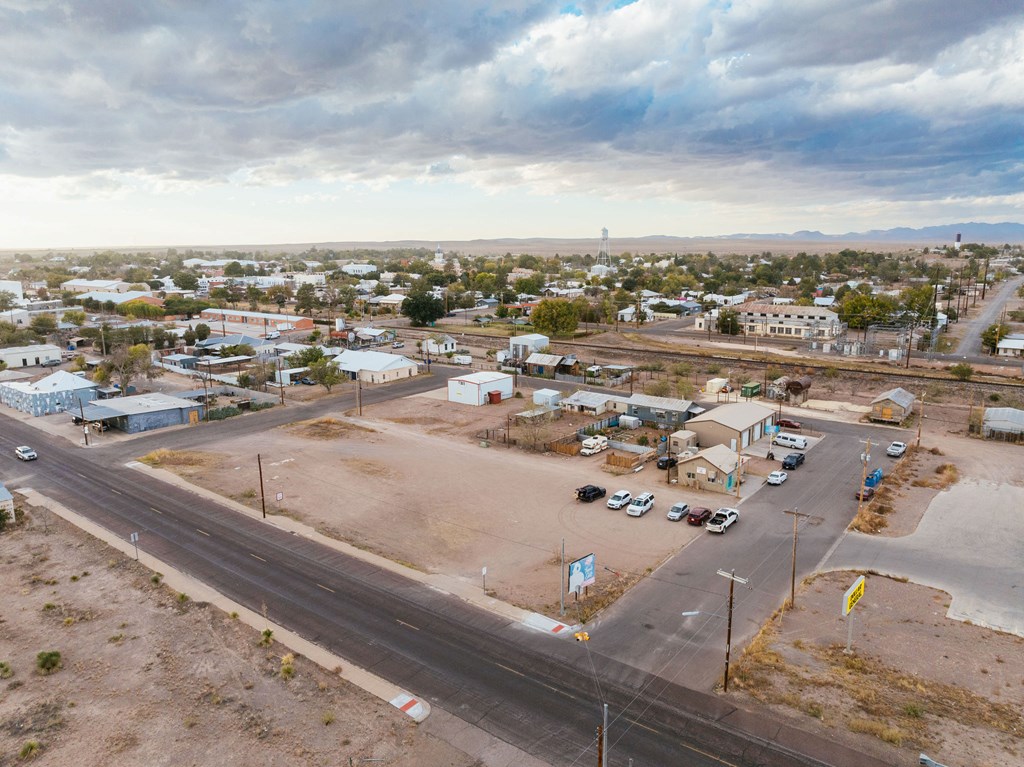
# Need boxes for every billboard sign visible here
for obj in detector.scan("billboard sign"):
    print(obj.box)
[568,553,596,594]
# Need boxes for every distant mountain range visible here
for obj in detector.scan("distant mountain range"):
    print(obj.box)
[710,222,1024,243]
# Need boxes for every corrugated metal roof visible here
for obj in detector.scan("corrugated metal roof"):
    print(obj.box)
[983,407,1024,434]
[871,387,916,409]
[525,353,563,366]
[686,402,775,430]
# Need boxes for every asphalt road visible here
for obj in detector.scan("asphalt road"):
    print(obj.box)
[951,275,1024,357]
[590,419,905,691]
[1,412,888,766]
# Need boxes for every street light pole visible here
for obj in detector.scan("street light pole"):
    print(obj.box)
[717,569,749,692]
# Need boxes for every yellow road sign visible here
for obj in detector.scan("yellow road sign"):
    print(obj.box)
[842,575,865,616]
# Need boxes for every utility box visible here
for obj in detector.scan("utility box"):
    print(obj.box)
[864,468,884,488]
[741,382,761,398]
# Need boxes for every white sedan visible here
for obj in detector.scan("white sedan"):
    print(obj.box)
[766,470,788,485]
[886,441,908,457]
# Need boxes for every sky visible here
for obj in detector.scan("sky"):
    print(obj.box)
[2,0,1023,249]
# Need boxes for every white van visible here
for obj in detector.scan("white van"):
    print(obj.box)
[773,432,808,450]
[265,330,281,340]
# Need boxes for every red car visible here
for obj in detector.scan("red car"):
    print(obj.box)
[777,418,802,430]
[687,507,713,526]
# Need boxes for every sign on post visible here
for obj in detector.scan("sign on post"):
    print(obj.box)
[129,531,140,561]
[842,575,866,654]
[567,553,596,595]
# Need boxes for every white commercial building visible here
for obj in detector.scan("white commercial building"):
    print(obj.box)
[332,349,418,383]
[447,371,514,406]
[0,344,63,369]
[0,279,25,303]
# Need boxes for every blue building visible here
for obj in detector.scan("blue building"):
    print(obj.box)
[81,392,204,434]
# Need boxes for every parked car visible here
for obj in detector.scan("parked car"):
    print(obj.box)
[687,506,713,526]
[607,490,632,510]
[855,486,876,501]
[777,418,802,430]
[886,441,908,457]
[15,445,38,461]
[298,377,316,385]
[781,452,805,470]
[576,485,606,503]
[39,359,61,367]
[766,470,789,485]
[666,502,690,522]
[656,456,678,470]
[773,432,808,449]
[626,492,655,517]
[392,341,405,348]
[705,507,739,533]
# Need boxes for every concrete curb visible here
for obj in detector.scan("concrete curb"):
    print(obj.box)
[125,460,575,636]
[17,487,430,723]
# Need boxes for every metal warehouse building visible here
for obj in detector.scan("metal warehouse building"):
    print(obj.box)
[447,371,514,406]
[81,392,204,434]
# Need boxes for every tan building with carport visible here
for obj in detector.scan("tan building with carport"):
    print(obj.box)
[685,402,776,451]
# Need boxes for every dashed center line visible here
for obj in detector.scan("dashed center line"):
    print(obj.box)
[396,619,420,631]
[495,663,524,677]
[249,553,266,563]
[150,507,162,514]
[316,583,335,593]
[196,528,210,537]
[110,489,122,495]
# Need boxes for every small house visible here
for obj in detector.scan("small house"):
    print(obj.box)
[332,350,418,383]
[533,388,562,408]
[677,445,741,494]
[524,352,562,376]
[869,388,916,423]
[983,407,1024,441]
[509,333,549,360]
[421,334,457,356]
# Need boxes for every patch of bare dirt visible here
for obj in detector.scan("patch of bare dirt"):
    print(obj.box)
[729,571,1024,767]
[287,417,377,440]
[0,503,477,767]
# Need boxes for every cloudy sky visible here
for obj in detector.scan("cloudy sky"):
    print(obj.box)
[2,0,1023,249]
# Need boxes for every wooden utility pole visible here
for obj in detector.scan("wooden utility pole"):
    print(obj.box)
[783,508,811,607]
[257,453,267,519]
[917,393,926,448]
[718,569,749,693]
[856,438,872,519]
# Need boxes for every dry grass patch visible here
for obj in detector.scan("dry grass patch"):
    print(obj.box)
[138,449,216,468]
[911,463,959,489]
[288,417,377,440]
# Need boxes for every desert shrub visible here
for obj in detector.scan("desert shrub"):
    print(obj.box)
[0,661,12,678]
[19,740,42,760]
[280,653,295,679]
[208,406,242,420]
[35,651,61,675]
[259,628,274,647]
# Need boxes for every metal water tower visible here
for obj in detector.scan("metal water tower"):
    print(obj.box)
[596,227,611,266]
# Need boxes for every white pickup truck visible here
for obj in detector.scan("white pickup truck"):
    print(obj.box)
[579,435,609,456]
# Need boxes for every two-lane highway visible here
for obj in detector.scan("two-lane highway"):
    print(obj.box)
[1,412,888,766]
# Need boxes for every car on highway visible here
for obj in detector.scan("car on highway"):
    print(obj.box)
[766,470,789,486]
[666,502,690,522]
[886,441,908,457]
[15,445,38,461]
[656,456,677,470]
[686,506,713,526]
[576,485,606,503]
[705,507,739,533]
[607,490,632,510]
[854,486,876,501]
[626,492,655,517]
[777,418,802,430]
[781,452,805,470]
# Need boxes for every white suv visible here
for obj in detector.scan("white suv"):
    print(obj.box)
[626,492,655,517]
[607,490,632,510]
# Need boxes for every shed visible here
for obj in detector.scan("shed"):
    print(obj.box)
[668,429,698,455]
[869,387,916,423]
[524,352,563,376]
[786,376,813,404]
[533,388,562,407]
[447,371,514,407]
[706,377,730,394]
[982,407,1024,440]
[740,382,761,399]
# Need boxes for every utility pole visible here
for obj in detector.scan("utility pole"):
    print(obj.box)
[277,358,285,406]
[559,537,565,617]
[79,399,90,446]
[856,438,872,519]
[917,393,926,448]
[717,569,749,693]
[734,443,742,499]
[357,378,363,416]
[257,453,267,519]
[981,257,990,299]
[783,508,811,607]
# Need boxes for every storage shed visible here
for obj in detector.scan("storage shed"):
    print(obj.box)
[869,387,916,423]
[982,407,1024,441]
[447,371,514,407]
[533,388,562,407]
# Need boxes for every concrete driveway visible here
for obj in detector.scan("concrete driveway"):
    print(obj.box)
[824,480,1024,636]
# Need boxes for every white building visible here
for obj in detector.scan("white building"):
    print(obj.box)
[332,349,418,383]
[509,333,549,360]
[60,278,131,294]
[0,344,63,369]
[341,264,378,276]
[447,371,514,406]
[0,279,25,304]
[996,334,1024,357]
[421,334,457,355]
[734,302,843,339]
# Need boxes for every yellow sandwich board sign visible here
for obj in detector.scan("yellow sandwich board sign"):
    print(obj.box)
[842,575,865,616]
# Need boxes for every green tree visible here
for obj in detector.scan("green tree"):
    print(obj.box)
[102,343,160,394]
[30,314,58,337]
[245,285,263,310]
[717,308,741,335]
[0,290,18,313]
[295,284,320,316]
[949,363,974,381]
[194,323,211,341]
[287,346,326,368]
[307,358,344,392]
[401,292,445,327]
[62,310,86,327]
[183,326,197,345]
[172,271,200,291]
[530,299,579,337]
[981,323,1011,353]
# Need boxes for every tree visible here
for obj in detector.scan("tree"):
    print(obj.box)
[287,346,326,368]
[172,271,200,291]
[29,314,58,337]
[307,358,345,392]
[401,292,445,327]
[949,363,974,381]
[717,308,741,335]
[295,284,320,316]
[981,323,1011,353]
[194,323,211,341]
[103,343,160,394]
[183,326,197,345]
[62,310,86,327]
[245,285,263,310]
[530,299,579,337]
[0,290,17,313]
